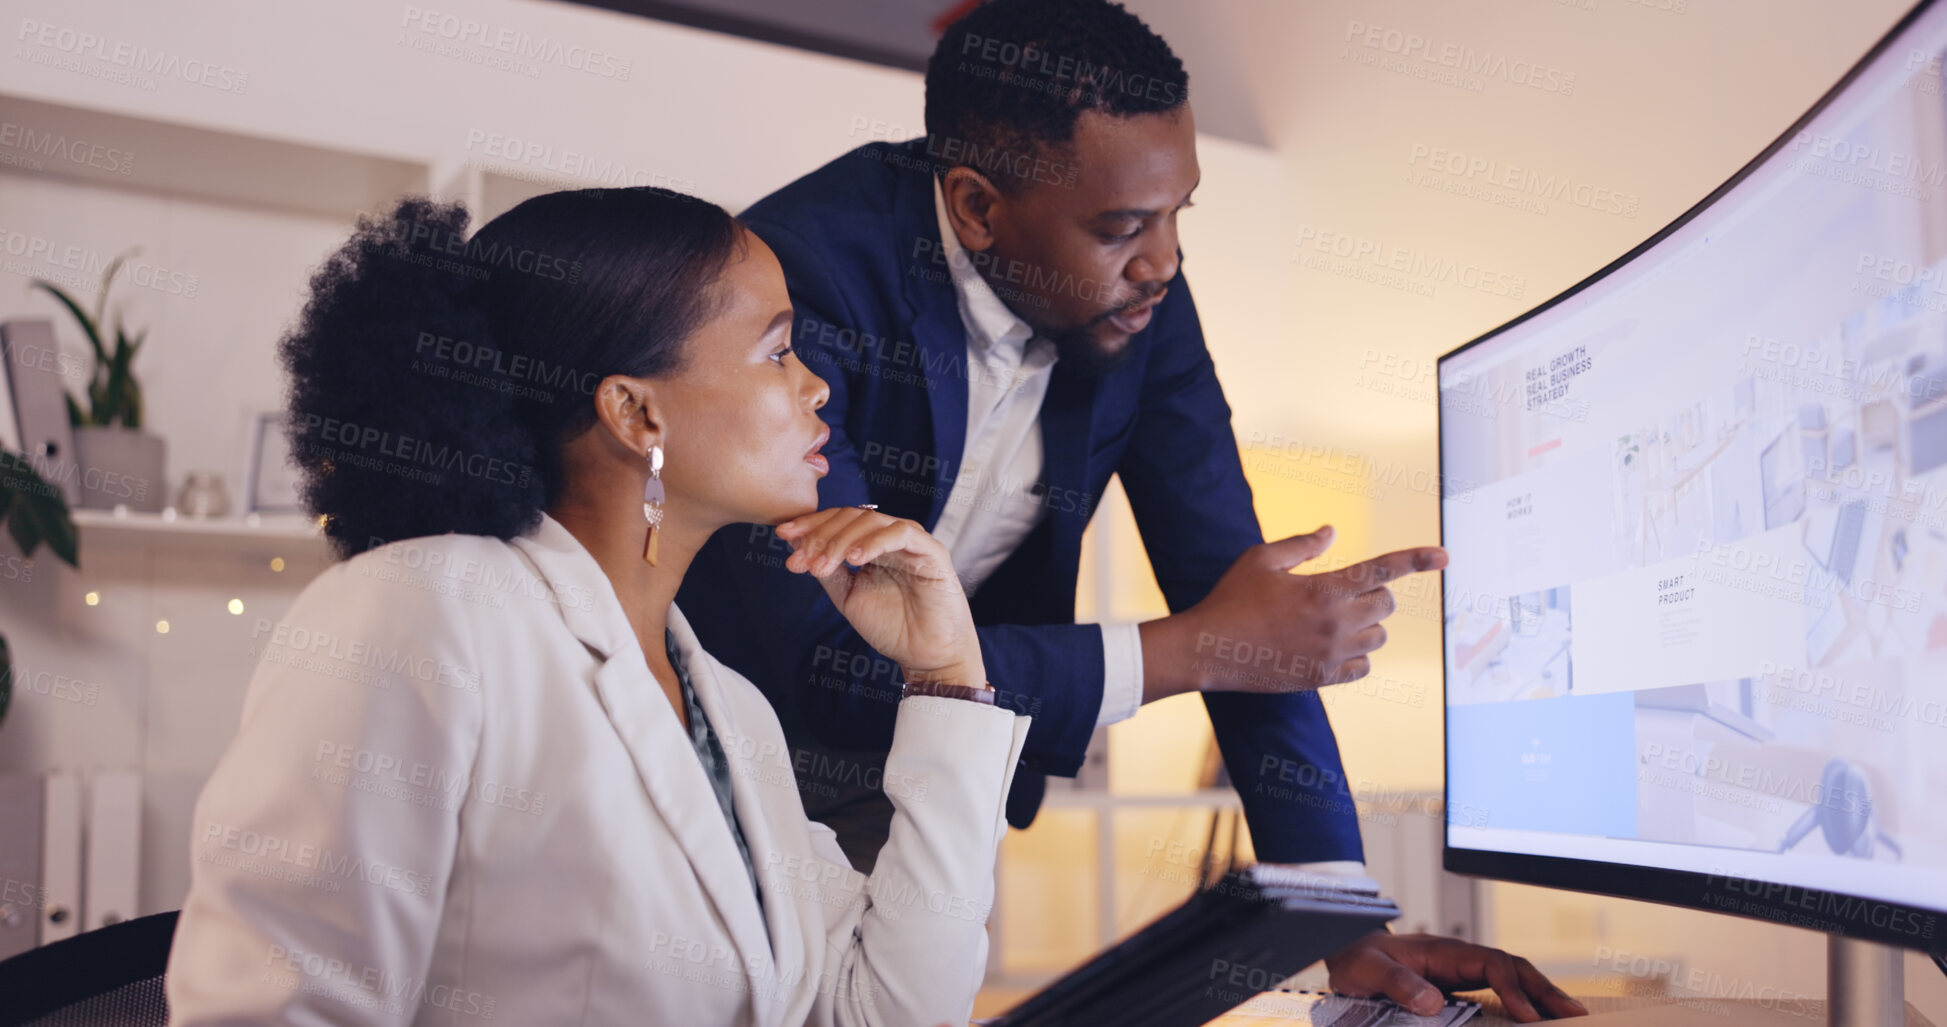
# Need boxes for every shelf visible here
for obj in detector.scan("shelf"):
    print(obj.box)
[75,508,319,539]
[0,93,430,219]
[71,508,328,558]
[437,162,607,230]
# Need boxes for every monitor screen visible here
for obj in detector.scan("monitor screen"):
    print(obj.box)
[1440,0,1947,950]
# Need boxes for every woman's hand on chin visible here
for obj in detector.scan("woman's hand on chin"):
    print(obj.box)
[775,508,987,689]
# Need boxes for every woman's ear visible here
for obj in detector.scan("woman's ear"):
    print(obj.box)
[941,166,1004,253]
[591,374,664,455]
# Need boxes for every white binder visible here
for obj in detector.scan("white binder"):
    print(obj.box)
[83,771,141,930]
[41,773,82,943]
[0,320,80,504]
[0,774,41,958]
[0,331,21,453]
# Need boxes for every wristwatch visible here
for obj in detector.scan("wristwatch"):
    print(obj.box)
[901,680,997,705]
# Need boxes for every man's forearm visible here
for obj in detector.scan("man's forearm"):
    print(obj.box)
[1138,613,1207,705]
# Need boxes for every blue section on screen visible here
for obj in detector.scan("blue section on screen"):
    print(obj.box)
[1449,694,1637,837]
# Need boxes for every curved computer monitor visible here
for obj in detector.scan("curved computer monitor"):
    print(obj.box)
[1439,0,1947,954]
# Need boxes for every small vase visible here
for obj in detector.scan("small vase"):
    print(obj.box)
[71,427,167,513]
[176,472,230,518]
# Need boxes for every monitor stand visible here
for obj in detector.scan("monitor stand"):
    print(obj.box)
[1827,936,1905,1027]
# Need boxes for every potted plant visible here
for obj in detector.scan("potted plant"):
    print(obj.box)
[32,250,166,512]
[0,449,79,730]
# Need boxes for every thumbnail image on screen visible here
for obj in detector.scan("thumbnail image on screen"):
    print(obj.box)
[1440,5,1947,920]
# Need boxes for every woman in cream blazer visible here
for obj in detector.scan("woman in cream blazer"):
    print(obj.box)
[166,189,1027,1026]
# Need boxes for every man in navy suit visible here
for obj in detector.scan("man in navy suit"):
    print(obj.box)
[678,1,1584,1017]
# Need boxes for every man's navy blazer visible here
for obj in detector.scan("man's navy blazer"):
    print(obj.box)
[676,139,1362,863]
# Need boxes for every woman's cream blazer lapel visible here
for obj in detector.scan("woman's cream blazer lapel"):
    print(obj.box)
[509,518,775,998]
[667,604,832,1026]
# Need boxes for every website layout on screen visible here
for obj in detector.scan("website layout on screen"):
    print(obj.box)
[1441,15,1947,920]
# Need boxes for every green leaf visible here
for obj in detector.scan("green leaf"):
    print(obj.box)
[103,349,132,428]
[0,635,12,731]
[10,490,79,568]
[94,251,132,330]
[5,505,39,563]
[0,450,78,568]
[30,279,108,424]
[110,325,147,429]
[31,484,77,568]
[29,278,107,363]
[87,380,109,427]
[32,249,141,429]
[41,502,79,568]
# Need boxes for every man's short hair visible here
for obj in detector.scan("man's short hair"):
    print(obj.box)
[923,0,1189,190]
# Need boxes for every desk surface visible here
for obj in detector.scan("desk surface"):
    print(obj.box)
[1463,992,1935,1026]
[1205,992,1937,1025]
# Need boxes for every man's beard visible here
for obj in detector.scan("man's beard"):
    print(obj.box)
[1048,324,1130,377]
[1041,288,1165,377]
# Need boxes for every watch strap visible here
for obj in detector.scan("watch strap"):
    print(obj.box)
[901,680,997,705]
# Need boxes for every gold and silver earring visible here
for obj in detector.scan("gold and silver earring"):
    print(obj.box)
[642,444,665,566]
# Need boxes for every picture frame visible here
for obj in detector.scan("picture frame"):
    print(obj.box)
[242,411,302,514]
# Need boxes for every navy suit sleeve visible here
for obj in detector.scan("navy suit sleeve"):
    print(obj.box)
[692,218,1104,775]
[1114,278,1364,864]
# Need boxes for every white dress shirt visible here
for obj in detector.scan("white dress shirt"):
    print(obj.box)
[930,178,1144,727]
